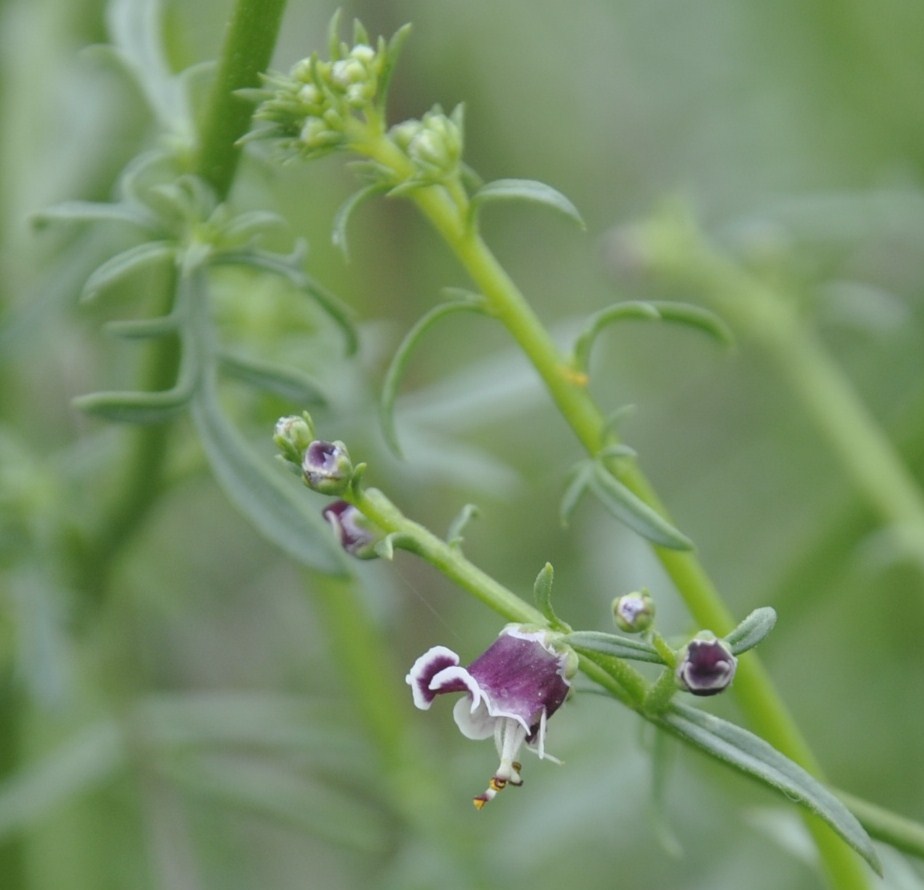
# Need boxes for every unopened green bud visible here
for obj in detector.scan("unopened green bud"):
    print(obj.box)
[274,413,315,464]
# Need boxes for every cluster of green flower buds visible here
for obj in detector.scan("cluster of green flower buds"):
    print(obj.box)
[247,18,407,160]
[390,105,464,183]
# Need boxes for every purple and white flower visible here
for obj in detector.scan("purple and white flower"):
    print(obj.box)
[407,624,575,808]
[322,500,381,559]
[676,633,737,696]
[302,439,353,494]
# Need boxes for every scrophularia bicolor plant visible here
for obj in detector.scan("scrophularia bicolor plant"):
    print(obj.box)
[407,624,577,808]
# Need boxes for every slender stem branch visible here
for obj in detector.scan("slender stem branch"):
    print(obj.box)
[350,133,871,888]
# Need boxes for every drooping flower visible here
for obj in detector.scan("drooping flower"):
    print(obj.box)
[675,632,737,696]
[322,500,381,559]
[407,624,576,808]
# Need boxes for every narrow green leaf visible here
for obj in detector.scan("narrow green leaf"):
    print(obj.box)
[190,372,347,575]
[104,311,183,339]
[80,241,175,302]
[470,178,585,230]
[0,721,124,839]
[533,562,570,630]
[724,607,777,655]
[332,184,388,261]
[213,249,359,354]
[573,300,734,373]
[220,210,290,245]
[31,201,159,232]
[380,298,487,456]
[446,503,480,549]
[655,702,881,874]
[565,630,666,664]
[217,350,327,405]
[590,463,694,550]
[559,461,593,527]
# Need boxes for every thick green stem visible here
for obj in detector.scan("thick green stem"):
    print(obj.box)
[195,0,288,200]
[351,133,871,888]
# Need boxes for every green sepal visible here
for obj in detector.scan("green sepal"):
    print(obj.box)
[469,179,585,230]
[564,630,666,664]
[723,607,777,655]
[190,373,348,575]
[446,503,479,549]
[654,702,881,875]
[217,351,328,405]
[332,183,389,261]
[374,532,415,561]
[80,241,175,302]
[380,297,488,456]
[601,404,637,439]
[219,210,290,247]
[212,248,359,355]
[589,463,693,551]
[533,562,570,631]
[572,300,734,374]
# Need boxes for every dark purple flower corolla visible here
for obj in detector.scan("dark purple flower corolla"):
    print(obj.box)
[676,633,737,696]
[302,439,353,494]
[407,624,575,808]
[322,500,381,559]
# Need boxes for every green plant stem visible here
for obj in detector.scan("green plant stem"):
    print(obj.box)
[648,214,924,573]
[195,0,289,200]
[351,487,643,708]
[351,133,871,888]
[75,0,289,604]
[306,570,407,773]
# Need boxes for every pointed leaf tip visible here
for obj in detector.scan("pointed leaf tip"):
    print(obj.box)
[470,179,585,230]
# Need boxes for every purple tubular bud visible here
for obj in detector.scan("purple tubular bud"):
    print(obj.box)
[321,500,380,559]
[302,440,352,494]
[676,635,737,696]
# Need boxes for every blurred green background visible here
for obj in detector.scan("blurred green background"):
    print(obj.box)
[2,0,924,887]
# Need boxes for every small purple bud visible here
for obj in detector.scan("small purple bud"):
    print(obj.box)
[302,440,353,495]
[612,589,655,633]
[322,500,381,559]
[676,633,737,696]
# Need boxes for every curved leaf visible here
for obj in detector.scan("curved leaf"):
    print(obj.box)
[446,503,480,549]
[380,298,488,456]
[559,461,593,527]
[80,240,175,302]
[655,701,881,874]
[573,300,734,374]
[470,178,585,230]
[534,562,570,630]
[217,350,327,404]
[190,371,347,575]
[565,630,665,664]
[724,607,777,655]
[589,463,693,550]
[213,248,359,354]
[73,334,198,423]
[332,183,389,261]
